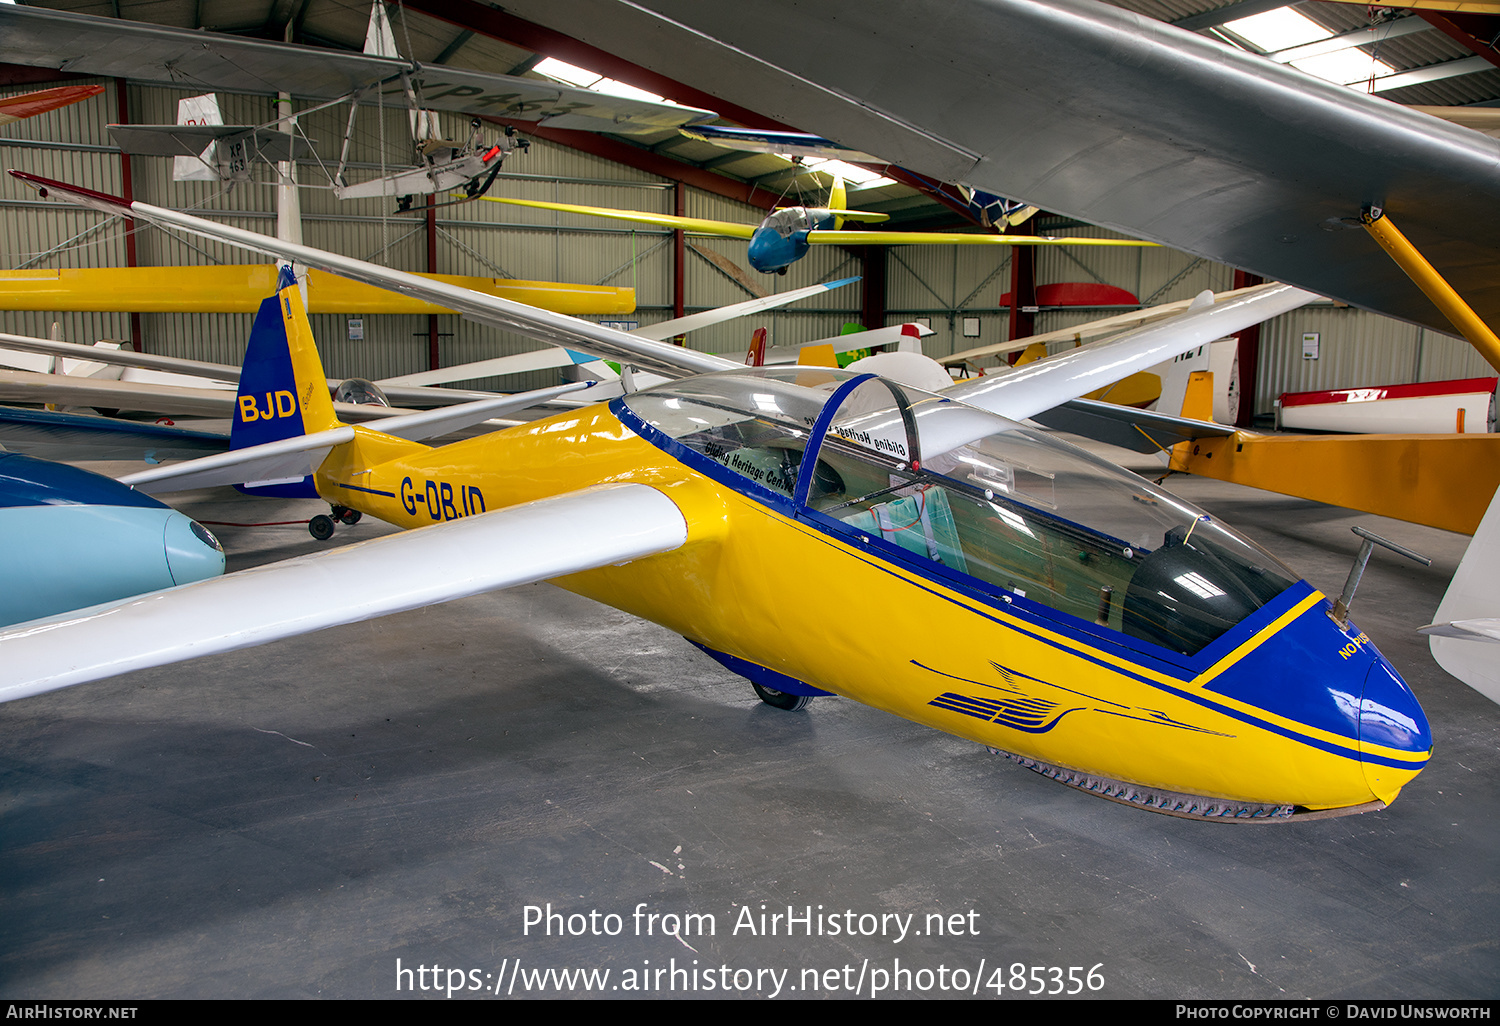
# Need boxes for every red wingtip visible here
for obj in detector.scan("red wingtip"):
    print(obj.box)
[8,170,132,216]
[0,84,105,121]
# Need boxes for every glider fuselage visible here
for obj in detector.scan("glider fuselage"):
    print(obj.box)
[312,370,1431,821]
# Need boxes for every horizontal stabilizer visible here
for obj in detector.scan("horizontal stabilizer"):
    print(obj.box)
[108,125,316,162]
[0,483,688,704]
[119,426,355,494]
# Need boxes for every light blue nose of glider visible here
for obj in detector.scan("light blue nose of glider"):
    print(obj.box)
[163,512,225,586]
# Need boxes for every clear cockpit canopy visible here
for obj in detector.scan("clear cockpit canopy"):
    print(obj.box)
[761,206,816,238]
[623,368,1298,657]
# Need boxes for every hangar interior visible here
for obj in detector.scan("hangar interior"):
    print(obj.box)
[0,0,1497,1000]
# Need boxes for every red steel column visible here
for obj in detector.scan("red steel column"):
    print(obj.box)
[861,245,887,330]
[1232,268,1263,426]
[116,78,143,351]
[1006,215,1038,360]
[673,181,685,325]
[427,195,440,371]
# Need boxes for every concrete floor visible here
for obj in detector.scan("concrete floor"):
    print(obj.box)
[1,446,1496,999]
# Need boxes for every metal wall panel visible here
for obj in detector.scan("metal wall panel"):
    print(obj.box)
[1256,308,1495,414]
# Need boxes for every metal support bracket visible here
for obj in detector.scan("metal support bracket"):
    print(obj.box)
[1331,525,1431,626]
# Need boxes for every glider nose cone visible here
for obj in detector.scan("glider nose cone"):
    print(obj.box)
[163,512,225,586]
[1358,653,1432,806]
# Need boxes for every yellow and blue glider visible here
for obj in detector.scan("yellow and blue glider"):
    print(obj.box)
[0,171,1430,822]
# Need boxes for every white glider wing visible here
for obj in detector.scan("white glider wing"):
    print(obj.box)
[941,285,1317,423]
[0,483,687,704]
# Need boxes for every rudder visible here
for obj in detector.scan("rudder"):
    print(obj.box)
[232,266,339,497]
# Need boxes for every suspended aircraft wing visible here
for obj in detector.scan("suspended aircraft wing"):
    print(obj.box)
[492,0,1500,334]
[484,196,759,239]
[0,483,687,705]
[0,266,634,316]
[485,197,1153,250]
[803,231,1156,248]
[0,84,104,126]
[0,5,714,134]
[679,125,881,163]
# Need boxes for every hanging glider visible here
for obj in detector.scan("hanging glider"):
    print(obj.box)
[485,181,1157,276]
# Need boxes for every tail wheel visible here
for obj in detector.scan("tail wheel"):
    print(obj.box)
[308,514,336,541]
[751,681,813,711]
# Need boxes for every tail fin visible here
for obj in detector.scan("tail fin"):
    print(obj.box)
[829,175,847,230]
[232,266,339,497]
[745,326,767,367]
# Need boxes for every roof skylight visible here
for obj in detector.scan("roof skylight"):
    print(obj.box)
[1224,8,1330,51]
[774,156,895,189]
[533,57,677,105]
[1222,6,1394,91]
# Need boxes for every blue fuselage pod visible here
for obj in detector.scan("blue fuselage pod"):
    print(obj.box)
[747,207,836,273]
[0,452,225,627]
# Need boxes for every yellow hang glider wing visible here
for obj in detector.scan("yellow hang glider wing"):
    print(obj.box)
[482,196,758,239]
[804,230,1158,247]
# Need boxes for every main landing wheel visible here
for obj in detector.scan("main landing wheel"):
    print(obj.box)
[330,505,362,525]
[308,514,336,541]
[752,681,813,711]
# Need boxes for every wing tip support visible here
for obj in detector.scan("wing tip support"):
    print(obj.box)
[9,170,132,217]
